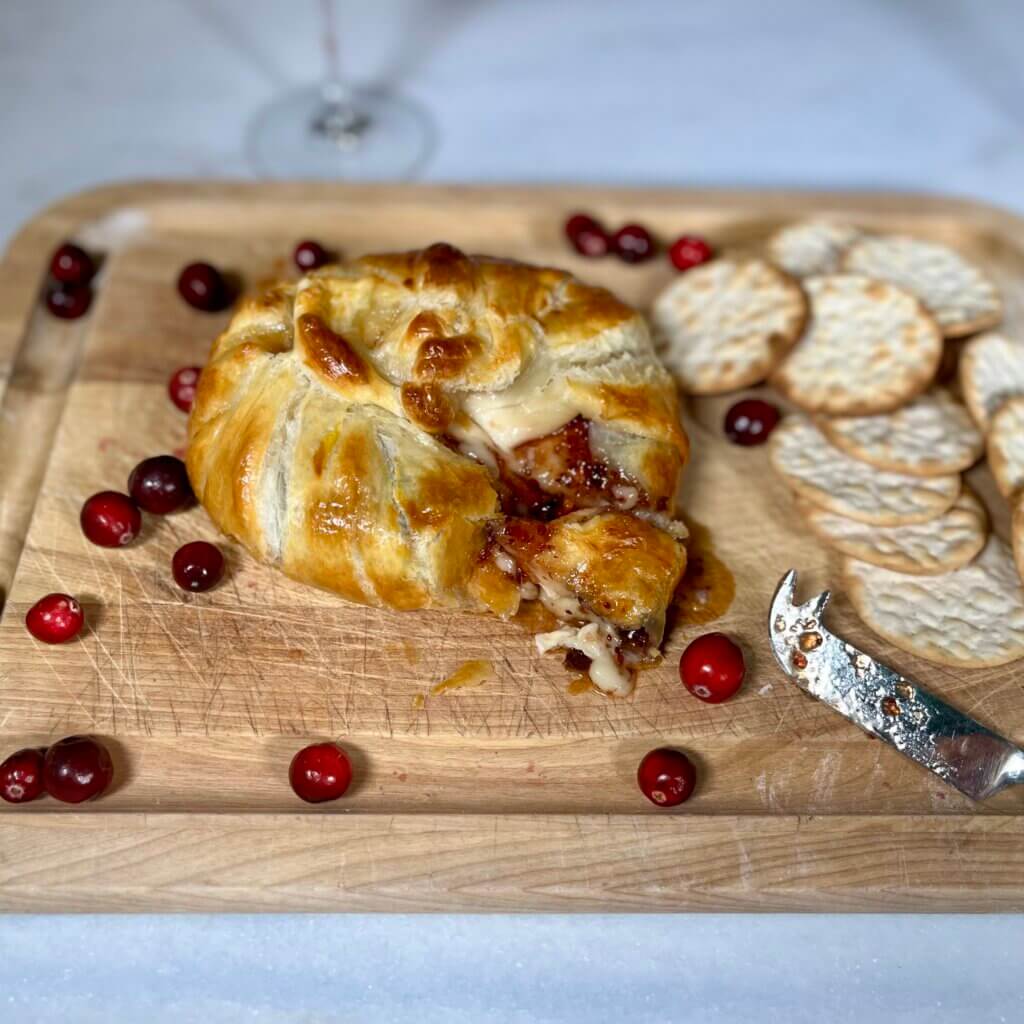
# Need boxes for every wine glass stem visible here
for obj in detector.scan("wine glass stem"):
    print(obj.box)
[314,0,369,146]
[321,0,343,84]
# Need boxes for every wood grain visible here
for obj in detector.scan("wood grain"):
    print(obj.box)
[1,182,1023,912]
[2,813,1023,913]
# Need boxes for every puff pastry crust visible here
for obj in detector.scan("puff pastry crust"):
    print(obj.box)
[187,244,689,692]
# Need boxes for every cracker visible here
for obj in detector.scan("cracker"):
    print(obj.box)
[799,487,987,576]
[771,274,941,415]
[987,396,1024,498]
[819,389,983,477]
[843,234,1002,338]
[651,258,807,395]
[844,537,1024,667]
[768,219,861,277]
[769,416,960,526]
[959,331,1024,431]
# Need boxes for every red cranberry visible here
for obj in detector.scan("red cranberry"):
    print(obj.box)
[565,213,609,257]
[50,243,95,286]
[169,365,201,412]
[26,593,85,644]
[723,398,781,446]
[45,284,92,320]
[0,748,46,804]
[172,541,224,592]
[128,455,194,514]
[43,736,113,804]
[668,234,714,272]
[573,226,611,258]
[177,262,228,312]
[637,748,697,807]
[80,491,142,547]
[294,239,330,271]
[612,224,655,264]
[680,632,746,703]
[565,213,600,240]
[289,742,353,803]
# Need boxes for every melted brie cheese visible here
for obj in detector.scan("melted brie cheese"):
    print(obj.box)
[535,623,632,696]
[462,356,579,451]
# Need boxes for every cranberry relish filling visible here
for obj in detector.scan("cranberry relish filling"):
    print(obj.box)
[446,415,650,521]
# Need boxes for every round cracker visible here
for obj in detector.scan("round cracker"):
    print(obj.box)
[771,274,941,415]
[819,389,983,477]
[768,219,862,278]
[843,234,1002,338]
[844,537,1024,668]
[799,487,987,576]
[651,258,807,395]
[769,416,960,526]
[959,331,1024,431]
[987,395,1024,499]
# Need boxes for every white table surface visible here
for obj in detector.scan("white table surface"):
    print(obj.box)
[2,1,1024,1021]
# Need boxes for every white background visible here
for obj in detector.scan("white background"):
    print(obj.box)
[2,1,1024,1021]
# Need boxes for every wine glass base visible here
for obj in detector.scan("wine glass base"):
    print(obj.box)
[246,83,434,181]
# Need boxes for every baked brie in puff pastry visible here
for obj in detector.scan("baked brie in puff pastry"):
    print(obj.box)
[187,243,689,694]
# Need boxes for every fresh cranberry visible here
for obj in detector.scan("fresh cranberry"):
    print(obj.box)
[43,736,113,804]
[172,541,224,592]
[128,455,194,515]
[723,398,781,446]
[565,213,600,240]
[45,284,92,320]
[565,213,609,257]
[26,593,85,644]
[169,365,201,412]
[50,243,95,286]
[289,742,353,803]
[571,225,610,257]
[668,234,714,272]
[0,748,46,804]
[637,748,697,807]
[294,239,330,271]
[177,262,228,312]
[612,224,655,264]
[80,491,142,547]
[680,632,746,703]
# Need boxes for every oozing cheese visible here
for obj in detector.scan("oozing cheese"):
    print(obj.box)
[493,550,518,576]
[447,417,500,471]
[462,356,579,451]
[535,623,632,696]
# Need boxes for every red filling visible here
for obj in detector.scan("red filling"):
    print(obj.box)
[497,517,552,561]
[504,416,645,518]
[443,415,645,520]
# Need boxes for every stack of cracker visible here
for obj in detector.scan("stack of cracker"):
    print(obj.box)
[653,219,1024,669]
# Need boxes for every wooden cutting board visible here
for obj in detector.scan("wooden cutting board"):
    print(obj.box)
[1,182,1023,912]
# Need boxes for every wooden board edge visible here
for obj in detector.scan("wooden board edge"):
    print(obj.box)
[1,811,1021,913]
[112,179,1024,245]
[0,182,157,380]
[8,179,1024,249]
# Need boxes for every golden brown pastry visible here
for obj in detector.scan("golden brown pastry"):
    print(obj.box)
[187,244,689,693]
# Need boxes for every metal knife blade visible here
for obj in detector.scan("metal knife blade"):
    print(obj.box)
[769,570,1024,801]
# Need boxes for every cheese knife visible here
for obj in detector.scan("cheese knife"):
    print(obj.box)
[769,569,1024,800]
